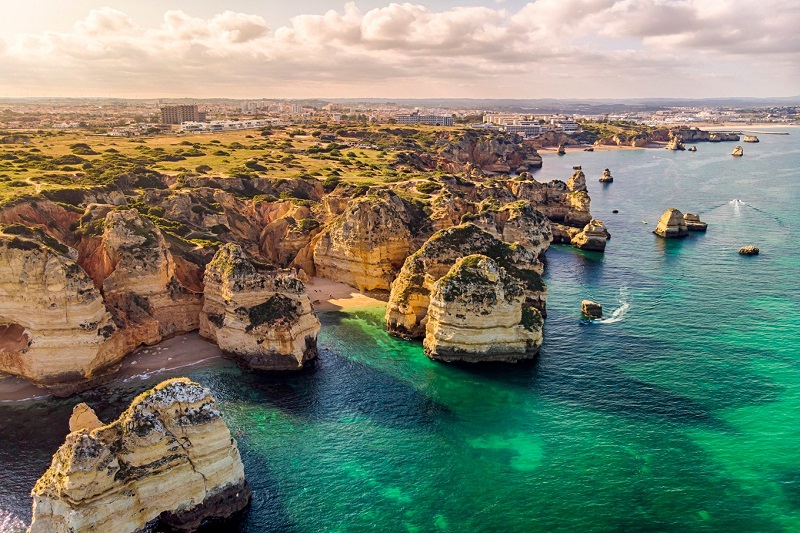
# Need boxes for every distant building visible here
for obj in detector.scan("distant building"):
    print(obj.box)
[160,105,200,125]
[395,112,453,126]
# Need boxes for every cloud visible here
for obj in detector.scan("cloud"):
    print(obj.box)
[0,1,798,98]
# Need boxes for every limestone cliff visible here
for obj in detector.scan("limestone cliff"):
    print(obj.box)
[313,193,414,291]
[508,177,592,231]
[200,243,319,371]
[467,201,553,258]
[423,255,543,363]
[30,378,251,533]
[99,209,202,346]
[0,226,125,391]
[386,223,545,339]
[436,130,542,175]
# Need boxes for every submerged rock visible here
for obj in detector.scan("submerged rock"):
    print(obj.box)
[653,208,688,238]
[683,213,708,232]
[200,243,319,371]
[423,255,542,363]
[30,378,251,533]
[571,220,610,252]
[739,245,760,256]
[581,300,603,319]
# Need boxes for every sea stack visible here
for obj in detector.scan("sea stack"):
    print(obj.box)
[732,146,744,156]
[423,255,543,363]
[29,378,251,533]
[653,208,689,238]
[200,243,320,371]
[743,135,759,143]
[666,135,685,151]
[571,220,610,252]
[581,300,603,319]
[683,213,708,232]
[557,143,566,155]
[599,168,613,183]
[688,146,697,152]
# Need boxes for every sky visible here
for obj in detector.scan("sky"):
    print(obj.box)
[0,0,798,99]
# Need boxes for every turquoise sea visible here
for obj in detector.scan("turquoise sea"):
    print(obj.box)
[1,128,799,531]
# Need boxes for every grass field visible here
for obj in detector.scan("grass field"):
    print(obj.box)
[0,124,460,204]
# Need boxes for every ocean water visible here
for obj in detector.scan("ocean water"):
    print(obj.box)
[1,129,799,532]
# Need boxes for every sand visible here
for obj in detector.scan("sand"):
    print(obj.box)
[0,277,384,402]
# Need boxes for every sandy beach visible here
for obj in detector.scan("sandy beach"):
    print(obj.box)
[0,277,384,402]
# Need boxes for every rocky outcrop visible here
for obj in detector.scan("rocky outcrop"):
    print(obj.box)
[509,176,592,242]
[571,220,610,252]
[683,213,708,232]
[200,243,319,371]
[599,168,613,183]
[423,255,542,363]
[557,144,566,155]
[467,202,553,258]
[653,208,688,238]
[313,193,414,291]
[386,223,545,339]
[743,135,759,143]
[567,167,587,192]
[687,146,697,152]
[99,210,202,347]
[30,378,250,533]
[0,226,125,391]
[709,132,740,142]
[739,245,759,255]
[581,300,602,319]
[68,403,104,433]
[666,135,685,151]
[731,146,744,157]
[674,127,738,143]
[436,130,542,174]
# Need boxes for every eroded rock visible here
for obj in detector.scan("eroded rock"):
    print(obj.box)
[200,243,319,371]
[423,255,543,363]
[653,208,688,238]
[571,220,610,252]
[30,378,251,533]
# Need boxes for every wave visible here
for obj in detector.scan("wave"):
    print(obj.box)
[0,510,27,533]
[0,392,51,404]
[120,355,222,383]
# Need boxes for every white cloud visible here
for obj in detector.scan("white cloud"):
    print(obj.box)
[0,1,798,98]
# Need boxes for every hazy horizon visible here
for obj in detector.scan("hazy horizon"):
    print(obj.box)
[1,1,798,100]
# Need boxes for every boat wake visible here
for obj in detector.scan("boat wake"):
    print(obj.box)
[583,288,630,325]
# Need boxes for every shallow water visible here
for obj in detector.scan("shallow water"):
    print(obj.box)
[1,130,799,531]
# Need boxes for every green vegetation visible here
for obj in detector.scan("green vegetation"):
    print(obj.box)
[245,295,299,331]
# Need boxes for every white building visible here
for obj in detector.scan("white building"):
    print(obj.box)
[396,112,453,126]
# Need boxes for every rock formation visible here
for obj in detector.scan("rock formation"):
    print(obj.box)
[200,243,319,371]
[731,146,744,157]
[99,209,202,346]
[385,223,546,339]
[571,220,610,252]
[687,146,697,152]
[557,144,566,155]
[653,208,688,238]
[423,255,542,363]
[0,226,125,392]
[739,245,759,256]
[581,300,603,319]
[566,167,587,192]
[599,168,613,183]
[674,128,738,143]
[743,135,760,143]
[30,378,251,533]
[313,193,413,291]
[666,135,685,151]
[467,201,553,258]
[435,130,543,174]
[683,213,708,232]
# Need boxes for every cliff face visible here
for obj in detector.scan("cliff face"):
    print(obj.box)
[385,223,546,339]
[30,378,250,533]
[509,178,592,239]
[436,130,543,174]
[423,255,543,363]
[571,220,610,252]
[313,193,414,291]
[200,244,319,371]
[469,202,553,258]
[0,227,125,390]
[99,210,202,346]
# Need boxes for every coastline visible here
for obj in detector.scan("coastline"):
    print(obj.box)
[0,277,383,403]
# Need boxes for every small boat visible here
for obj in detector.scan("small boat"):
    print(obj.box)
[642,220,648,224]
